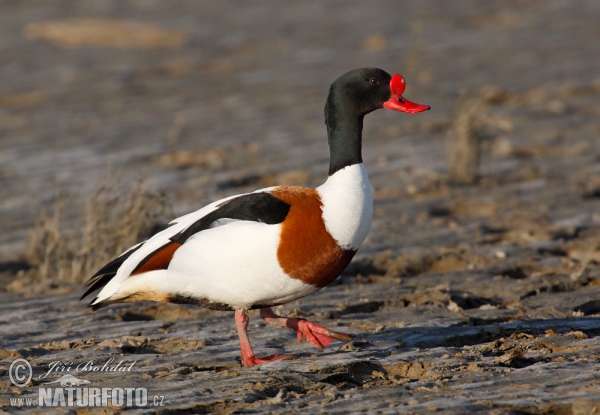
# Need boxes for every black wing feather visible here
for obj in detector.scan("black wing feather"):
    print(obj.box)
[80,274,115,301]
[170,192,290,244]
[80,243,144,300]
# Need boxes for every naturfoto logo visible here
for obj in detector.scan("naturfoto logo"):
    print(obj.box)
[8,358,165,408]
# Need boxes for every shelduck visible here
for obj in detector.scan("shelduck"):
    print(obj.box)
[81,68,430,367]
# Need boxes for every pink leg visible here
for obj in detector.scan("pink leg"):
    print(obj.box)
[234,310,292,367]
[260,308,353,351]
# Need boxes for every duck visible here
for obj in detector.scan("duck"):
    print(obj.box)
[81,68,430,367]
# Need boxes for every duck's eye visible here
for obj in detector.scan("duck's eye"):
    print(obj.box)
[369,78,379,86]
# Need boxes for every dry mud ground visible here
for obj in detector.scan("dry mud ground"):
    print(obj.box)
[2,1,600,414]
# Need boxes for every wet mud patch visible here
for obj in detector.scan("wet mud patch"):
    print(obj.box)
[97,336,206,356]
[348,248,490,278]
[316,361,389,388]
[325,300,385,319]
[574,299,600,316]
[115,303,212,322]
[401,284,499,311]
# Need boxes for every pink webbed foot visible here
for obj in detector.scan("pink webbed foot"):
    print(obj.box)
[260,308,353,351]
[241,353,294,368]
[296,320,354,350]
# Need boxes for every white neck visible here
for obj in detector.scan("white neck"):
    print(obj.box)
[317,163,373,250]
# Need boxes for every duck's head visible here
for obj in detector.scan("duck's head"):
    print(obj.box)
[328,68,430,116]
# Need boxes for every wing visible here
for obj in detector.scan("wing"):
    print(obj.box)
[82,189,290,308]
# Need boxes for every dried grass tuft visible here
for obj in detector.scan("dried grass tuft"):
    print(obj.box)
[26,19,187,49]
[0,90,48,108]
[446,92,486,185]
[10,175,170,293]
[446,88,514,185]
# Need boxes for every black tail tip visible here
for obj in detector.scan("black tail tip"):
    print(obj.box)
[88,300,107,311]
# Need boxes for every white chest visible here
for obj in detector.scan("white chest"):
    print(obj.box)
[317,163,373,250]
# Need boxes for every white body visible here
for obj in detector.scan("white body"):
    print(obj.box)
[92,163,373,310]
